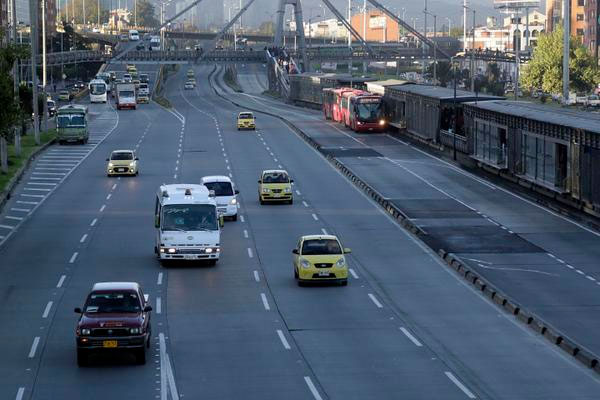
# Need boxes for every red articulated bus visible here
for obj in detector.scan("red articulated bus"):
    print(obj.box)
[330,87,355,123]
[347,94,386,132]
[341,89,369,127]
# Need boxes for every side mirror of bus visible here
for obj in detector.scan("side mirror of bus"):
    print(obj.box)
[106,158,109,161]
[257,180,261,184]
[290,179,294,183]
[74,307,82,314]
[154,215,160,228]
[235,190,239,194]
[135,157,139,161]
[219,215,224,228]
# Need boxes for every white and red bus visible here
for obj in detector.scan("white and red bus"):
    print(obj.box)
[347,94,386,132]
[341,89,368,127]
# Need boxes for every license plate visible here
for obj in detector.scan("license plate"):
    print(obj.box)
[184,254,195,260]
[117,168,125,172]
[318,271,330,277]
[273,193,281,197]
[103,340,118,348]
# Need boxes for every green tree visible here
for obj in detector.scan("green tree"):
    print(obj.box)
[137,0,159,28]
[521,26,600,94]
[427,61,453,87]
[0,29,29,174]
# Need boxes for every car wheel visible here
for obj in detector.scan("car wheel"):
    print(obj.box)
[288,199,293,205]
[340,279,348,286]
[136,348,146,365]
[294,268,298,279]
[259,198,265,205]
[76,348,88,367]
[208,259,217,266]
[231,214,238,221]
[297,280,304,287]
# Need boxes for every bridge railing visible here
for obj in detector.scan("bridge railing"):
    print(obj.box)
[266,49,291,101]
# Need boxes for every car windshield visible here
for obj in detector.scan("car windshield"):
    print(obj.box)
[90,83,106,95]
[57,114,85,128]
[120,90,135,97]
[262,172,289,183]
[84,291,141,313]
[162,204,218,231]
[111,152,133,160]
[355,99,383,122]
[302,239,342,255]
[60,91,69,96]
[204,181,234,196]
[239,113,253,119]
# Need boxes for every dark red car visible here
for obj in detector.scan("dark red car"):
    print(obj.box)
[74,282,152,366]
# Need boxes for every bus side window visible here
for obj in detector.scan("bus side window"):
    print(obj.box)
[154,197,160,227]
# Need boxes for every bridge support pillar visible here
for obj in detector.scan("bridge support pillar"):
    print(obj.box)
[274,0,309,72]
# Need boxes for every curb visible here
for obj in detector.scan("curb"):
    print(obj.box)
[437,249,600,375]
[0,138,56,213]
[208,65,600,377]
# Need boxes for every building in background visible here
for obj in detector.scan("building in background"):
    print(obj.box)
[546,0,586,41]
[584,0,599,60]
[350,9,400,42]
[1,0,8,41]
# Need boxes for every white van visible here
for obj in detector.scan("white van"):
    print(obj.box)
[200,176,239,221]
[129,29,140,41]
[154,184,223,265]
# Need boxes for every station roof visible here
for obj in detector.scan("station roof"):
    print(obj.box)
[464,100,600,134]
[386,84,504,102]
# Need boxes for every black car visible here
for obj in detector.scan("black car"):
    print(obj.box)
[139,74,149,84]
[136,44,145,51]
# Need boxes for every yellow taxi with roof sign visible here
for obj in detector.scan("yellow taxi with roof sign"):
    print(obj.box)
[258,169,293,204]
[237,111,256,130]
[292,235,350,286]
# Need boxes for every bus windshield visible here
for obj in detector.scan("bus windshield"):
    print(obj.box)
[57,114,86,128]
[162,204,218,231]
[355,99,383,122]
[90,83,106,95]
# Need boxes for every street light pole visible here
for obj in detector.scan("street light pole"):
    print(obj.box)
[423,0,427,78]
[446,17,451,36]
[42,0,48,132]
[30,0,40,144]
[562,0,570,102]
[452,56,457,161]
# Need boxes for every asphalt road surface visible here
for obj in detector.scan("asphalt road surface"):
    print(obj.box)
[0,62,599,400]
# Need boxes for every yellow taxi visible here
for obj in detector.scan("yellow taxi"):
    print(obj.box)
[106,149,139,176]
[58,90,70,101]
[293,235,350,286]
[237,112,256,130]
[127,64,137,73]
[258,169,293,204]
[186,68,195,78]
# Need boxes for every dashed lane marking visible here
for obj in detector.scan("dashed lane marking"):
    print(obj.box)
[349,268,359,279]
[90,218,97,227]
[368,293,383,308]
[157,272,163,285]
[253,270,260,282]
[247,248,254,258]
[11,208,31,212]
[445,372,476,399]
[260,293,270,311]
[311,214,319,221]
[304,377,324,400]
[42,301,53,318]
[69,252,78,264]
[80,234,88,243]
[400,327,423,347]
[276,330,291,350]
[56,275,66,288]
[28,337,40,358]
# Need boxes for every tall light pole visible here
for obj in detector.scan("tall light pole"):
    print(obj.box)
[42,0,48,132]
[83,0,86,26]
[30,0,40,144]
[463,0,467,51]
[562,0,570,102]
[446,17,451,36]
[363,0,366,41]
[98,0,100,25]
[423,0,427,77]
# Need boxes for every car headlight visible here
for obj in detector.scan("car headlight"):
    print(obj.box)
[357,121,362,125]
[262,188,269,193]
[284,187,291,193]
[300,258,311,269]
[81,328,91,335]
[205,247,213,253]
[130,327,140,334]
[335,258,346,267]
[167,248,176,254]
[129,162,135,167]
[379,119,386,126]
[108,162,114,167]
[230,198,237,205]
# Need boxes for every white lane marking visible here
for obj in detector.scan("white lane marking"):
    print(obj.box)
[29,177,61,180]
[15,387,25,400]
[311,214,319,221]
[165,353,180,400]
[99,204,106,212]
[253,270,260,282]
[260,293,270,310]
[56,275,66,288]
[240,215,245,222]
[566,264,575,269]
[321,228,328,235]
[247,248,254,258]
[243,230,248,238]
[547,253,556,259]
[556,259,565,264]
[159,333,168,400]
[28,337,40,358]
[42,301,53,318]
[11,208,30,212]
[586,276,596,281]
[90,218,97,227]
[296,190,301,195]
[17,201,38,205]
[157,272,163,285]
[24,188,51,192]
[304,377,324,400]
[106,193,112,200]
[400,327,423,347]
[27,182,57,186]
[32,172,66,175]
[69,252,78,263]
[445,372,477,399]
[5,216,23,221]
[156,297,162,314]
[0,224,15,229]
[80,234,88,243]
[576,269,585,275]
[112,184,117,190]
[302,201,309,207]
[20,194,44,198]
[278,164,283,168]
[276,329,291,350]
[368,293,383,308]
[349,268,359,279]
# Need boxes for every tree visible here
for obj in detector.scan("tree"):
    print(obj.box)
[0,29,29,174]
[427,61,453,87]
[521,26,600,94]
[136,0,159,28]
[60,0,109,25]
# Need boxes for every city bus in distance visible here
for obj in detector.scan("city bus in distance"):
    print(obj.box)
[89,79,108,103]
[150,36,160,51]
[57,105,89,144]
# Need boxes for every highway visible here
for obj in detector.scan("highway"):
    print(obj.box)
[0,61,599,400]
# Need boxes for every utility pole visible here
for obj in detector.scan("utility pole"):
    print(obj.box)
[433,14,437,83]
[446,17,451,36]
[515,12,520,100]
[363,0,366,41]
[42,0,48,132]
[83,0,86,26]
[134,0,137,26]
[98,0,100,25]
[30,0,40,144]
[423,0,427,78]
[348,0,352,75]
[463,0,467,51]
[562,0,570,102]
[471,9,475,92]
[12,0,21,156]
